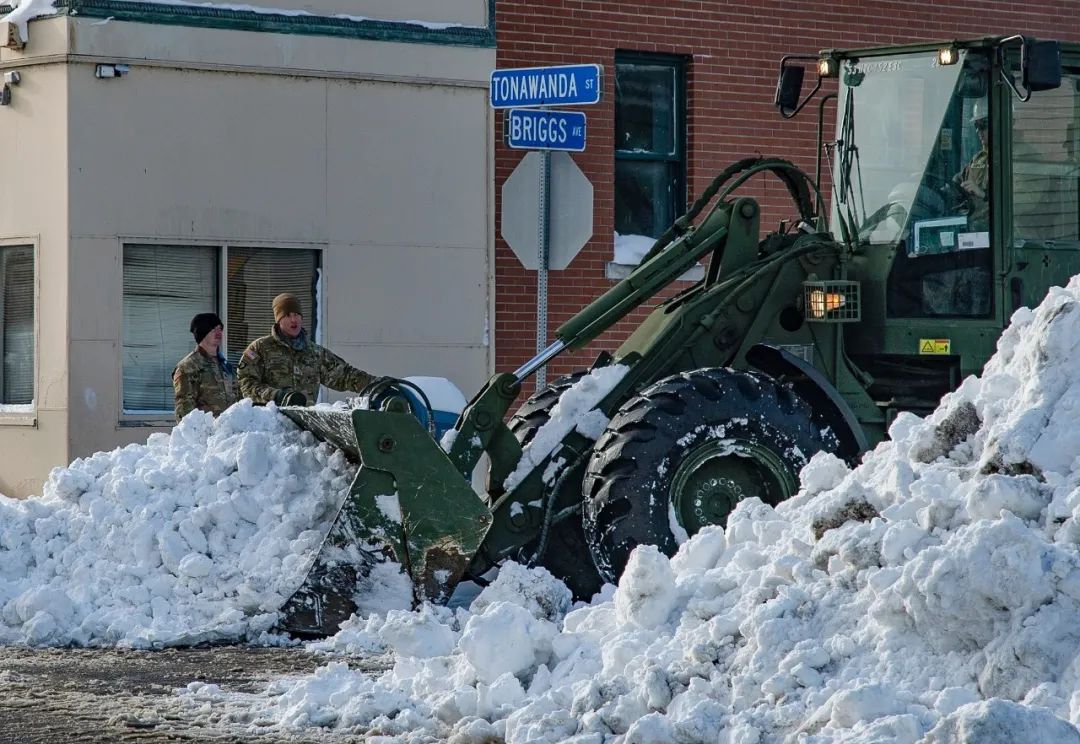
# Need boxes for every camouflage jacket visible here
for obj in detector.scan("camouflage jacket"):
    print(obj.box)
[237,326,373,405]
[173,347,239,420]
[957,148,990,230]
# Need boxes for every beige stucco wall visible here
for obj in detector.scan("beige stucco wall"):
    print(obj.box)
[0,11,495,496]
[0,17,69,498]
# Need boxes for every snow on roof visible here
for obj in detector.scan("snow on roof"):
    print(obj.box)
[0,0,474,36]
[1,0,57,42]
[114,0,473,30]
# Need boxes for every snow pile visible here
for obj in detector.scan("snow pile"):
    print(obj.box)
[0,400,355,648]
[503,364,628,492]
[179,278,1080,742]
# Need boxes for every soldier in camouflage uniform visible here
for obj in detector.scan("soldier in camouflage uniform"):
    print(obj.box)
[954,102,990,230]
[173,312,239,420]
[238,293,376,406]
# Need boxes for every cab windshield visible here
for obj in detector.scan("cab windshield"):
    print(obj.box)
[832,50,993,317]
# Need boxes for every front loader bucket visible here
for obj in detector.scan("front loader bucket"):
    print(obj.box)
[277,407,493,636]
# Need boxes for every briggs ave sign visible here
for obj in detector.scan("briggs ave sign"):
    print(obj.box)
[505,109,587,152]
[490,63,602,109]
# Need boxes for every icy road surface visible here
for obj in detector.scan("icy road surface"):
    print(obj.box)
[0,645,388,743]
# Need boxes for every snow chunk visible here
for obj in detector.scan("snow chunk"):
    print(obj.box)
[471,562,572,623]
[923,699,1080,743]
[459,602,555,683]
[503,365,628,492]
[614,546,678,629]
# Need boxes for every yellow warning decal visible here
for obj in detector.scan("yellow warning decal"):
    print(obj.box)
[919,338,951,355]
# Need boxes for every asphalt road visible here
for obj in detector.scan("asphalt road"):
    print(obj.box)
[0,646,388,743]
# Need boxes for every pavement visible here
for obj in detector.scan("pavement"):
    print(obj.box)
[0,646,389,743]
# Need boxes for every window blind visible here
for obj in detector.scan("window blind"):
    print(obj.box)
[122,245,218,412]
[226,247,319,365]
[1,245,34,405]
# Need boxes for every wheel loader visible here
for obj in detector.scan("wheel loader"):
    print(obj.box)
[277,35,1080,636]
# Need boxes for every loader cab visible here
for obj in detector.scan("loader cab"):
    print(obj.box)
[832,39,1077,324]
[778,37,1075,436]
[835,48,997,320]
[835,40,1077,425]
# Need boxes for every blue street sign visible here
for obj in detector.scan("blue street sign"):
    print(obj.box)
[505,109,587,152]
[490,64,602,109]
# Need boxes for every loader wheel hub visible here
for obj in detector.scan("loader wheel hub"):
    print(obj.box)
[670,439,795,533]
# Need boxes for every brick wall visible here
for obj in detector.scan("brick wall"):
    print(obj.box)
[495,0,1079,395]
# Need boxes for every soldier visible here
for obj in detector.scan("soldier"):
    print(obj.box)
[237,292,377,406]
[953,101,990,230]
[173,312,239,420]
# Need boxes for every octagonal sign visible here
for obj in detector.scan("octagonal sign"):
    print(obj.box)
[501,151,594,270]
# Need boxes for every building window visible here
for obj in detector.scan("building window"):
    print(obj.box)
[614,52,686,264]
[122,244,322,415]
[226,247,319,367]
[123,245,219,413]
[0,245,34,406]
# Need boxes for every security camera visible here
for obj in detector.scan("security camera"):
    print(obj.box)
[3,71,19,85]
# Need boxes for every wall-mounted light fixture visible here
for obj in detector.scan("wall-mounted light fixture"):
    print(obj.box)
[0,70,20,107]
[94,64,130,79]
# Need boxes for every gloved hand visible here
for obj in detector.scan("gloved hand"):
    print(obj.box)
[283,391,307,406]
[273,389,308,406]
[369,375,398,391]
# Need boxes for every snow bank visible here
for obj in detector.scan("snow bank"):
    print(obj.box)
[0,400,355,647]
[179,278,1080,741]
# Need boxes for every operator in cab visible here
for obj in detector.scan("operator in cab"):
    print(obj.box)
[953,101,990,230]
[237,292,381,407]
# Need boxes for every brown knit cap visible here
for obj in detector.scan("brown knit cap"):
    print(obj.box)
[272,292,303,322]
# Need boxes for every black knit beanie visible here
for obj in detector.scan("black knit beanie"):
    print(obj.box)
[190,313,223,344]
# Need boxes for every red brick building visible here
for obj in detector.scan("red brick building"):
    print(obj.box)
[493,0,1079,393]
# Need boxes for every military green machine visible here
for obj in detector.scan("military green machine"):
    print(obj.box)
[279,35,1080,635]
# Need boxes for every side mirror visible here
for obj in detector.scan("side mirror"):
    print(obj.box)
[775,56,824,119]
[999,36,1062,102]
[1024,39,1061,92]
[775,65,804,112]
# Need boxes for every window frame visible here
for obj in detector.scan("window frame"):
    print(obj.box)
[612,50,688,268]
[0,237,38,427]
[1006,66,1080,249]
[118,238,325,426]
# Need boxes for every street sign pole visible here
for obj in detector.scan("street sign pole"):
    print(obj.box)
[492,62,601,391]
[536,148,551,390]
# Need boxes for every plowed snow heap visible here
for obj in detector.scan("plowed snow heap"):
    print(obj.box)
[186,278,1080,743]
[8,278,1080,741]
[0,403,364,647]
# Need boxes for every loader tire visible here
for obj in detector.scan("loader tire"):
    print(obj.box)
[502,371,604,600]
[582,367,838,582]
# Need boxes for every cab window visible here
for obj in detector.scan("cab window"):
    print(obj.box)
[1011,74,1080,246]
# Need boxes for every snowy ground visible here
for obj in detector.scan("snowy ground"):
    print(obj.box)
[0,645,384,743]
[8,278,1080,741]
